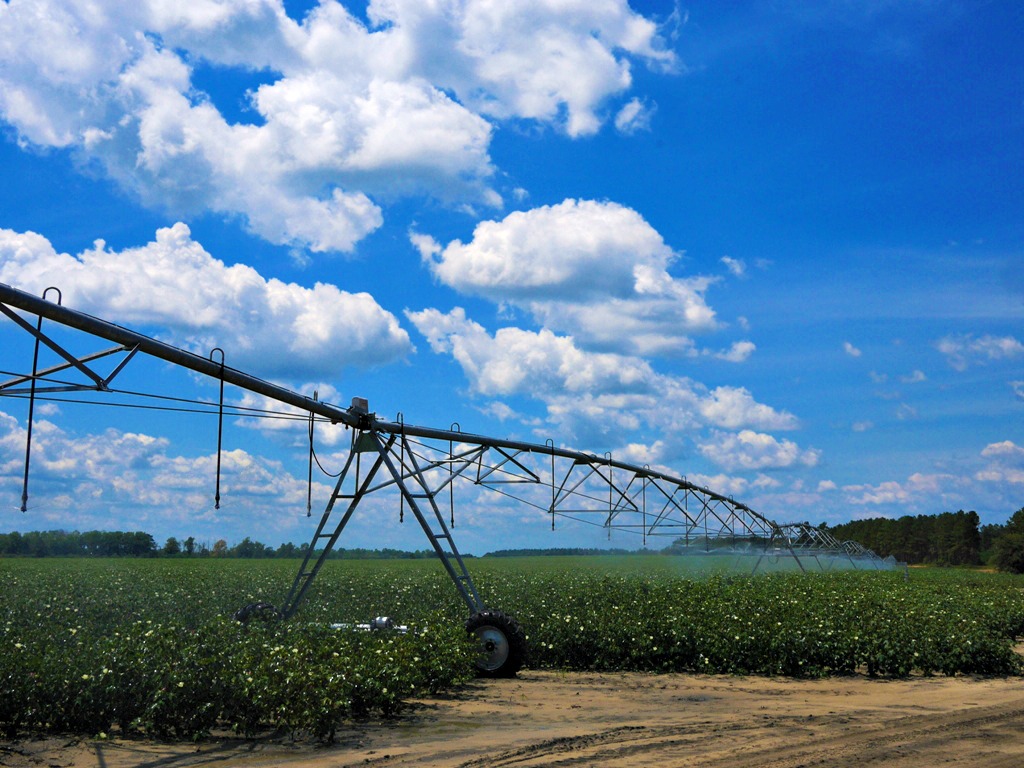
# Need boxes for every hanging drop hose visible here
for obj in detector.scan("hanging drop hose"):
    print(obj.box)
[20,318,41,512]
[211,348,225,509]
[307,390,317,517]
[20,287,61,512]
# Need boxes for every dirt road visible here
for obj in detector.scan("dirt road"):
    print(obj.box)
[4,671,1024,767]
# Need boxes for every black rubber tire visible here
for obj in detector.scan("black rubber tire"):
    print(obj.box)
[233,602,279,623]
[465,609,526,678]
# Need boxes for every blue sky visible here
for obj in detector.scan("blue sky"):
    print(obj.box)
[0,0,1021,554]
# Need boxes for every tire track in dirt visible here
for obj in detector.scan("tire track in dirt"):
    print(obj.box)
[6,673,1024,768]
[450,699,1024,768]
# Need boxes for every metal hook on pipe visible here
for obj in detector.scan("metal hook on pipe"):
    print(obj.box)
[209,347,225,510]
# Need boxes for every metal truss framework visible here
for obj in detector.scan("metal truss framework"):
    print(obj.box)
[0,282,900,622]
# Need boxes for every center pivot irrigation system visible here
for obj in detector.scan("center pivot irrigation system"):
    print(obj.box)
[0,282,899,677]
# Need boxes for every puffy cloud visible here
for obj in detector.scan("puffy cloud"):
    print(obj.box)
[842,480,908,506]
[616,439,667,467]
[407,306,798,445]
[699,387,798,431]
[407,306,654,397]
[0,409,329,534]
[713,340,756,363]
[832,441,1024,516]
[1013,381,1024,401]
[936,333,1024,371]
[720,256,745,277]
[231,384,349,447]
[980,440,1024,460]
[842,472,961,506]
[843,341,862,357]
[977,440,1024,485]
[899,369,926,383]
[685,472,781,499]
[974,468,1024,485]
[0,0,674,251]
[420,200,674,300]
[697,430,820,471]
[416,199,720,356]
[0,224,411,379]
[689,473,751,498]
[366,0,677,137]
[614,97,655,134]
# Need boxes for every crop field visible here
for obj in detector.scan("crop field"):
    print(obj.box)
[2,556,1023,741]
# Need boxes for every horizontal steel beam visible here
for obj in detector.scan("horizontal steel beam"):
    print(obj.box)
[0,280,772,529]
[0,281,363,429]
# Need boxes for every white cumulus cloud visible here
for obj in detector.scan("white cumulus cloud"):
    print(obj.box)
[614,97,655,134]
[699,387,799,431]
[0,0,676,252]
[936,333,1024,371]
[697,430,819,472]
[977,440,1024,484]
[370,0,677,137]
[721,256,746,277]
[415,199,720,356]
[980,440,1024,460]
[0,224,412,379]
[407,306,799,447]
[713,340,756,363]
[0,409,329,535]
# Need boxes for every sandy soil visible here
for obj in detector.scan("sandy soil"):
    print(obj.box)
[4,671,1024,768]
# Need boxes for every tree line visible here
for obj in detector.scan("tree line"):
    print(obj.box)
[4,507,1024,571]
[828,506,1024,572]
[828,510,982,566]
[0,530,440,560]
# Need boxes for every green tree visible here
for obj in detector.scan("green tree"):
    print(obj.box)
[992,532,1024,574]
[991,507,1024,573]
[163,537,181,556]
[232,537,273,558]
[1006,507,1024,533]
[276,542,300,558]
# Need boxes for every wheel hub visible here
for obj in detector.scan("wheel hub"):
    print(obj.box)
[474,625,510,671]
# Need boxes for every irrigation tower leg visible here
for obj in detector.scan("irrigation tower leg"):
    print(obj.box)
[279,431,391,619]
[275,427,524,676]
[280,427,486,617]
